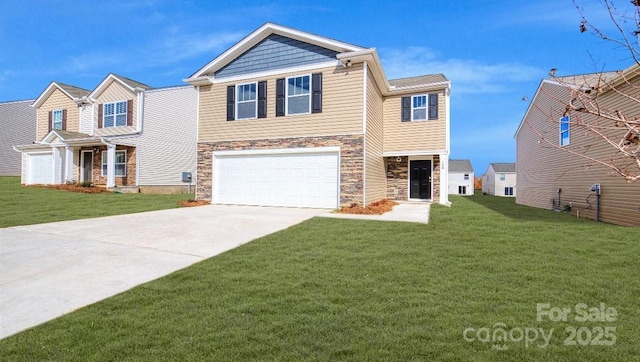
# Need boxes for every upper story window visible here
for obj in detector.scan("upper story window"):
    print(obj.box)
[236,82,257,120]
[227,81,266,121]
[52,109,63,130]
[464,173,470,180]
[103,101,128,128]
[401,93,438,122]
[48,109,66,131]
[500,173,506,181]
[287,75,311,115]
[276,73,322,117]
[560,115,570,146]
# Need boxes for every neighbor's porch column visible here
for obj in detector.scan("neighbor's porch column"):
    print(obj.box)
[439,152,449,205]
[106,144,116,188]
[52,147,63,184]
[64,146,74,183]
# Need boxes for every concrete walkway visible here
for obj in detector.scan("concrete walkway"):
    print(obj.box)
[320,202,431,224]
[0,205,326,339]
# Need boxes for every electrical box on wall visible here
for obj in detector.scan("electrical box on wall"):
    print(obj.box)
[590,183,601,195]
[182,172,192,183]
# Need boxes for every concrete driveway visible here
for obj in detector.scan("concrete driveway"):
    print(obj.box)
[0,205,326,339]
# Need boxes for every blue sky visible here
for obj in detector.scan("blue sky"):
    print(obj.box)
[0,0,635,174]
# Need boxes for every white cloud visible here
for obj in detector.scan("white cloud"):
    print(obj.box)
[379,46,544,94]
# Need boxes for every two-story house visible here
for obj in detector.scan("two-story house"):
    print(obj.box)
[515,68,640,226]
[482,163,516,197]
[448,159,474,195]
[185,23,450,208]
[14,74,197,193]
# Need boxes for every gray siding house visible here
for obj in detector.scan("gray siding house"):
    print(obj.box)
[0,100,36,176]
[448,159,474,195]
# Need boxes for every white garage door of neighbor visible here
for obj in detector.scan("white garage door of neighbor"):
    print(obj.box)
[27,153,53,184]
[214,151,339,208]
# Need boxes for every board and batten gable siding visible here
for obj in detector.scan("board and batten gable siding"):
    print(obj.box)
[36,89,79,140]
[382,89,447,153]
[0,100,36,176]
[93,80,138,137]
[137,86,198,186]
[199,64,364,142]
[215,34,339,78]
[516,80,640,226]
[79,104,93,135]
[364,67,387,204]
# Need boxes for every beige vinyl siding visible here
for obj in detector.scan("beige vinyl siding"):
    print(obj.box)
[137,86,198,186]
[198,64,364,142]
[364,67,387,204]
[36,89,79,140]
[94,80,138,137]
[516,81,640,226]
[383,90,447,153]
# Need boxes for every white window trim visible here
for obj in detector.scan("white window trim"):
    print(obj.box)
[411,94,428,121]
[101,150,127,177]
[235,82,257,120]
[285,74,311,116]
[559,115,570,146]
[500,173,506,181]
[52,109,63,130]
[103,100,128,128]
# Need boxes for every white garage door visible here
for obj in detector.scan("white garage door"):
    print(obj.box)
[214,150,339,208]
[27,153,53,184]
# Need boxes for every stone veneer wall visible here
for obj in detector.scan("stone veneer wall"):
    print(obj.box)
[386,155,440,201]
[196,134,364,207]
[86,146,136,186]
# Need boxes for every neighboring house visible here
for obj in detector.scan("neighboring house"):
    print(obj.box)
[448,159,474,195]
[0,99,36,176]
[185,23,451,208]
[482,163,516,197]
[13,75,197,193]
[515,69,640,226]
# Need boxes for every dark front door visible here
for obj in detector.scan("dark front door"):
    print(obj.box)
[82,152,93,183]
[410,160,432,199]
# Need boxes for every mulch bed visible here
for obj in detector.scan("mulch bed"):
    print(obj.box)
[338,199,398,215]
[29,184,111,194]
[178,199,211,207]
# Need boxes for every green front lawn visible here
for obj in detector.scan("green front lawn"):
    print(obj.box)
[1,193,638,360]
[0,177,192,228]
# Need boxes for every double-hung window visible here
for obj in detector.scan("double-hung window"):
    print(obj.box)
[101,150,127,177]
[103,101,128,128]
[412,95,427,120]
[560,115,570,146]
[287,75,311,115]
[500,173,506,181]
[464,173,470,180]
[401,93,438,121]
[236,82,257,119]
[52,109,63,130]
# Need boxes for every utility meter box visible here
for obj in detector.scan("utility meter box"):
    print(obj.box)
[182,172,192,183]
[590,183,601,195]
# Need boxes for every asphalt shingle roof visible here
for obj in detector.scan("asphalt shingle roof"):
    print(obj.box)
[449,159,474,173]
[112,73,151,90]
[491,162,516,173]
[388,74,448,88]
[56,82,91,99]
